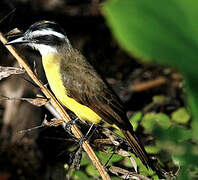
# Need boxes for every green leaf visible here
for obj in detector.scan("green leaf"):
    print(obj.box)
[129,111,142,131]
[72,170,91,180]
[111,177,122,180]
[153,125,192,142]
[141,113,171,131]
[145,145,161,154]
[97,151,123,165]
[171,142,198,168]
[85,164,100,177]
[152,95,166,104]
[171,107,190,124]
[114,128,124,138]
[103,0,198,75]
[80,152,90,166]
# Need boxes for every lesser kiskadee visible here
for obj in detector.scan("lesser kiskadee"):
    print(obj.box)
[6,21,154,170]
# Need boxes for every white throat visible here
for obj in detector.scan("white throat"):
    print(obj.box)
[30,44,58,56]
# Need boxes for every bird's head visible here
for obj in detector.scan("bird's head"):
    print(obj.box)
[6,20,70,56]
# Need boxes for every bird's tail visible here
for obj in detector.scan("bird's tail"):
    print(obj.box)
[121,128,173,178]
[120,128,151,168]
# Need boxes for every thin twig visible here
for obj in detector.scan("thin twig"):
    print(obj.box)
[131,76,167,92]
[0,8,16,24]
[0,32,110,180]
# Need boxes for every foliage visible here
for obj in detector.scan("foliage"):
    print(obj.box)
[103,0,198,179]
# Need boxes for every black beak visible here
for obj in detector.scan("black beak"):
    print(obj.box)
[5,35,29,45]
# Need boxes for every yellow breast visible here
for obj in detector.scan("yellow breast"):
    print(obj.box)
[42,53,102,124]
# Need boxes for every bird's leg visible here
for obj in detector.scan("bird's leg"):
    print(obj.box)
[78,123,98,145]
[63,117,79,138]
[69,123,98,169]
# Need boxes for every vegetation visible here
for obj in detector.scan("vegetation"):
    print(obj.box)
[103,0,198,179]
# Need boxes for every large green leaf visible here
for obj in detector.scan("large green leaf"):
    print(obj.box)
[103,0,198,132]
[102,0,198,178]
[102,0,198,77]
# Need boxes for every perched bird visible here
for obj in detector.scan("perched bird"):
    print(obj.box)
[6,20,154,170]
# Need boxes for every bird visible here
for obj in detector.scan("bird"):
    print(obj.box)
[6,20,154,170]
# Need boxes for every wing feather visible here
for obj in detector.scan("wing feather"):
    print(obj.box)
[60,51,126,127]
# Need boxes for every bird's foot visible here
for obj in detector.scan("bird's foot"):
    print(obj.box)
[79,123,97,144]
[63,117,79,138]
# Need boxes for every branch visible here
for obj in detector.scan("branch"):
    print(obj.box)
[131,76,167,92]
[0,32,110,180]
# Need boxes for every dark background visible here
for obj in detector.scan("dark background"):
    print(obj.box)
[0,0,182,179]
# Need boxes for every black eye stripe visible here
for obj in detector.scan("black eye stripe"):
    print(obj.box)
[33,35,63,46]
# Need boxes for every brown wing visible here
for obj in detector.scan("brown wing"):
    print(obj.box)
[60,50,127,128]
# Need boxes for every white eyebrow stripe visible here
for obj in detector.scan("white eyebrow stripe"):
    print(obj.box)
[31,29,65,39]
